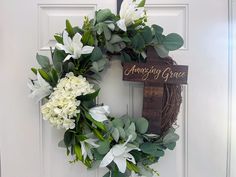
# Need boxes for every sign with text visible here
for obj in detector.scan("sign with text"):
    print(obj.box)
[123,63,188,84]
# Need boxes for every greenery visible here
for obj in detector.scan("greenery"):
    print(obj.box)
[29,1,183,176]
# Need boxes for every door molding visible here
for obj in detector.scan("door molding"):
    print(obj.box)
[228,0,235,177]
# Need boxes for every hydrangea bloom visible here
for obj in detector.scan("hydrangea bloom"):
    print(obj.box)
[41,73,95,129]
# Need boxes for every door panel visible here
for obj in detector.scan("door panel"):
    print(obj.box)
[0,0,230,177]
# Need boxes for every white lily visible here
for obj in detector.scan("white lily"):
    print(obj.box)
[27,73,52,102]
[100,135,140,173]
[56,31,94,62]
[81,138,99,160]
[89,105,110,122]
[117,0,145,31]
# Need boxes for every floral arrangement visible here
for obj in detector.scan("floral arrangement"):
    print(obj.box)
[28,0,184,176]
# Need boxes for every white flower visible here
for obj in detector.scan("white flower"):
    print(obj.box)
[89,105,110,122]
[100,135,140,173]
[117,0,145,31]
[81,138,99,161]
[56,31,94,62]
[41,73,95,129]
[27,73,52,102]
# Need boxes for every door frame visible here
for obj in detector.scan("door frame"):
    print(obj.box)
[228,0,235,177]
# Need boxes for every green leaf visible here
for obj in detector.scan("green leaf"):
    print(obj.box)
[82,31,95,45]
[154,45,169,58]
[107,23,115,31]
[109,35,123,44]
[112,118,124,128]
[50,68,58,85]
[105,42,115,53]
[137,0,146,7]
[138,164,154,177]
[52,49,65,73]
[131,33,145,51]
[163,33,184,51]
[54,34,63,44]
[77,89,100,101]
[38,69,51,83]
[74,144,83,161]
[66,19,74,37]
[141,26,153,44]
[112,128,120,142]
[73,26,84,34]
[93,128,105,141]
[91,58,108,72]
[152,24,163,34]
[96,9,113,23]
[91,47,103,61]
[36,53,50,69]
[96,23,104,35]
[97,140,110,155]
[164,142,176,150]
[31,68,37,75]
[103,25,111,40]
[84,112,106,131]
[64,130,74,147]
[68,62,75,71]
[127,161,140,173]
[125,123,137,141]
[140,143,165,157]
[134,117,149,134]
[113,42,126,52]
[121,52,131,62]
[163,132,179,144]
[117,127,126,139]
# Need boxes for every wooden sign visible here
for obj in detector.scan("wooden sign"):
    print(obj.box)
[123,47,188,134]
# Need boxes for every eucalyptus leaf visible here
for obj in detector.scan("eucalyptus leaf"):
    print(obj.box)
[110,35,123,44]
[91,47,103,61]
[52,49,65,73]
[117,127,126,139]
[97,140,110,155]
[121,52,131,62]
[131,33,145,51]
[36,53,50,69]
[163,33,184,51]
[141,26,153,44]
[140,143,164,157]
[112,118,124,128]
[96,9,113,23]
[103,25,112,40]
[154,45,169,58]
[134,117,149,134]
[107,23,115,31]
[152,24,164,34]
[112,128,120,142]
[105,42,115,53]
[125,123,137,141]
[163,132,179,144]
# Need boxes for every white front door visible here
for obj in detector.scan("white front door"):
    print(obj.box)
[0,0,231,177]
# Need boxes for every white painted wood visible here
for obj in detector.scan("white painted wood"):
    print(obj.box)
[0,0,231,177]
[230,1,236,177]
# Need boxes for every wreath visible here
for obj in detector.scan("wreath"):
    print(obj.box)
[28,0,185,176]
